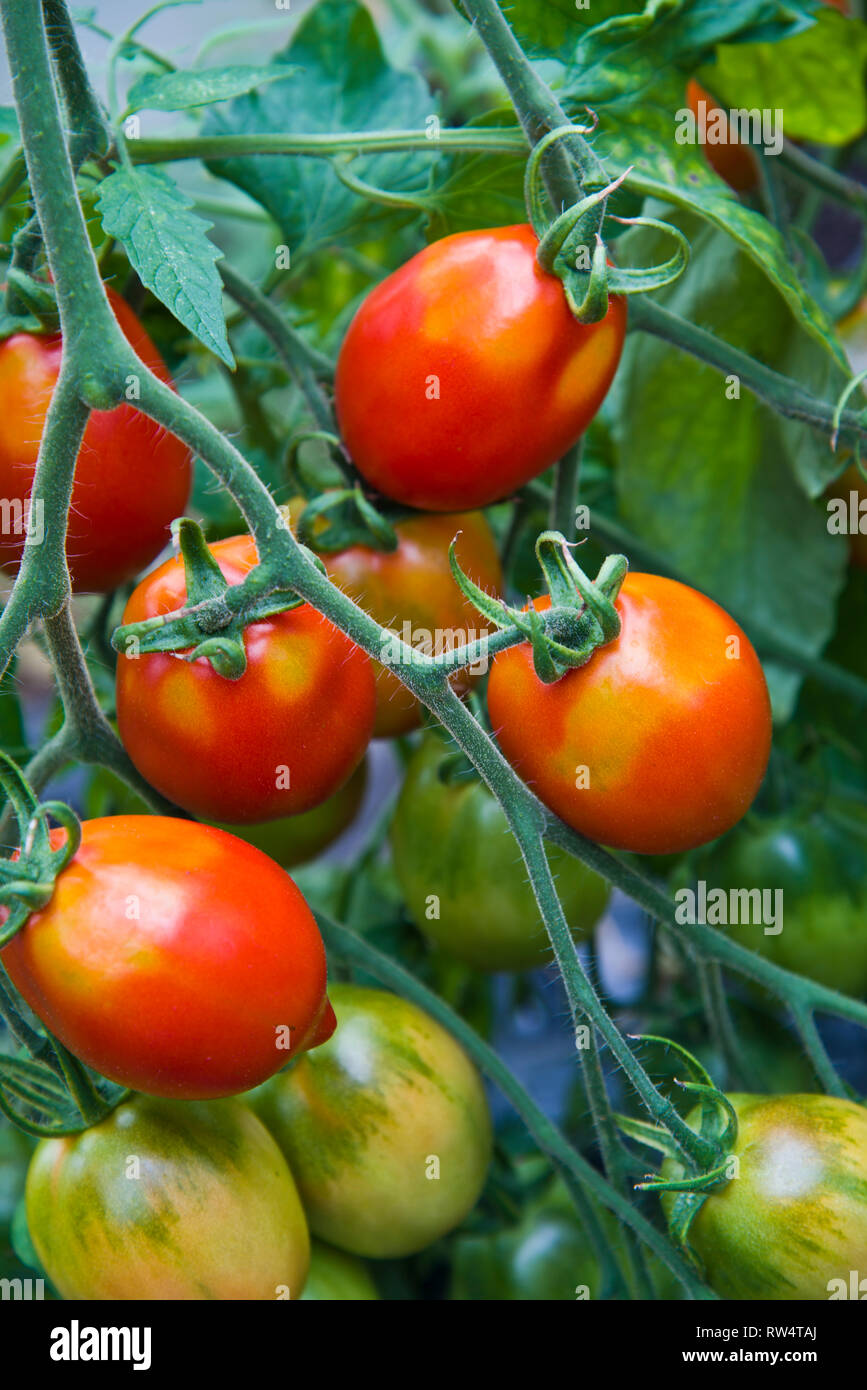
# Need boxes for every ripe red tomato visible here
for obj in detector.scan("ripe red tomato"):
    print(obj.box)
[116,533,376,822]
[320,510,503,737]
[486,574,772,855]
[26,1096,311,1299]
[334,224,627,511]
[685,80,758,193]
[1,816,336,1100]
[0,286,191,593]
[213,757,368,867]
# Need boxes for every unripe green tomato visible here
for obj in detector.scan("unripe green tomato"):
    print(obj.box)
[213,758,367,868]
[390,737,610,970]
[661,1093,867,1300]
[249,983,492,1258]
[26,1097,310,1300]
[452,1201,601,1300]
[698,818,867,996]
[301,1241,379,1300]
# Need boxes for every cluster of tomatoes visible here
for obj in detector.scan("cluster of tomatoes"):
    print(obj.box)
[0,214,864,1301]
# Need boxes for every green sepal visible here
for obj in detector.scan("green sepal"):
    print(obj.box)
[448,538,514,629]
[296,488,399,554]
[2,269,59,332]
[605,215,691,295]
[186,635,247,679]
[614,1112,683,1160]
[0,757,82,946]
[175,517,231,606]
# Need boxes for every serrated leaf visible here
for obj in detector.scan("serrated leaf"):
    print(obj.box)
[125,64,296,115]
[202,0,434,257]
[96,165,233,367]
[699,8,867,146]
[608,218,848,720]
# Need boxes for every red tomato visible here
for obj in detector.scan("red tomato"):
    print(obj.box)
[686,81,758,193]
[486,575,772,855]
[1,816,335,1100]
[116,533,376,822]
[0,286,191,592]
[321,511,503,737]
[334,225,627,511]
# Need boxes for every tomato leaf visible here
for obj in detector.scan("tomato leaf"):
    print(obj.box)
[125,64,296,116]
[201,0,433,257]
[96,165,234,368]
[698,8,867,146]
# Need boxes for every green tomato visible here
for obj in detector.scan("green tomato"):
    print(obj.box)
[699,818,867,996]
[390,736,610,970]
[213,757,367,869]
[452,1188,601,1300]
[249,983,492,1258]
[26,1096,310,1300]
[661,1093,867,1300]
[301,1241,379,1300]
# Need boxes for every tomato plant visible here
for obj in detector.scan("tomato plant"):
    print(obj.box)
[335,224,627,511]
[0,0,866,1322]
[116,534,376,822]
[1,817,335,1099]
[391,735,610,970]
[26,1096,310,1300]
[0,286,191,593]
[249,984,493,1257]
[661,1093,867,1300]
[487,576,772,855]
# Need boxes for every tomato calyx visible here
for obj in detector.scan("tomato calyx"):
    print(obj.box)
[0,269,59,339]
[110,517,320,678]
[616,1036,739,1255]
[294,487,400,554]
[0,753,81,947]
[451,528,627,682]
[524,125,690,322]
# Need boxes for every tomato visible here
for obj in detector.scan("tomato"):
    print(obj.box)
[661,1093,867,1300]
[1,816,335,1099]
[300,1241,379,1301]
[0,286,191,593]
[26,1096,310,1300]
[213,756,367,868]
[249,983,492,1258]
[334,224,627,511]
[696,817,867,996]
[391,736,610,970]
[825,463,867,569]
[451,1189,601,1300]
[486,575,772,855]
[116,533,376,822]
[685,80,758,192]
[320,511,503,737]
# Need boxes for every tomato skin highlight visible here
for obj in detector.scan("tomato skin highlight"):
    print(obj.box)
[486,574,772,855]
[662,1093,867,1300]
[249,983,493,1258]
[116,533,376,822]
[322,511,503,737]
[391,735,610,970]
[26,1096,310,1300]
[0,286,191,593]
[334,224,627,511]
[686,81,759,192]
[1,816,335,1100]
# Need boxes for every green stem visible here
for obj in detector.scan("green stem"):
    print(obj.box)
[128,129,527,164]
[550,440,582,537]
[778,139,867,216]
